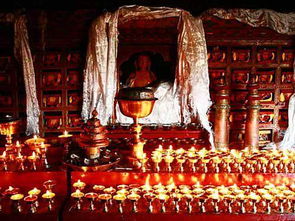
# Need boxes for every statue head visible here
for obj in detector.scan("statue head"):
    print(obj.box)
[134,53,151,71]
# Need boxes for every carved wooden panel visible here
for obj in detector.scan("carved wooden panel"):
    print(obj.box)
[35,51,84,137]
[206,16,294,146]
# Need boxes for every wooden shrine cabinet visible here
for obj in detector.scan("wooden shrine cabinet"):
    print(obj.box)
[30,10,99,137]
[34,50,84,137]
[204,16,295,147]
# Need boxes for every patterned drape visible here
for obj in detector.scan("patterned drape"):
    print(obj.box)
[203,8,295,35]
[1,13,40,135]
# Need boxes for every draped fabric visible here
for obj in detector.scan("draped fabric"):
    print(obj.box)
[1,14,40,135]
[82,12,119,126]
[82,6,214,148]
[204,8,295,35]
[279,59,295,150]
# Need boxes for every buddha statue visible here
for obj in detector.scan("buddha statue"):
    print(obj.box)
[125,53,157,88]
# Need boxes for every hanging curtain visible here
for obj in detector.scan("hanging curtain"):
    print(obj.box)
[1,13,40,135]
[203,8,295,35]
[14,15,40,135]
[82,11,119,125]
[279,59,295,149]
[82,5,214,148]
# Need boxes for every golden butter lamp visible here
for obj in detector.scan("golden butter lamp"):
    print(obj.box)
[172,193,182,213]
[58,130,73,155]
[71,189,85,210]
[157,193,169,213]
[42,190,56,211]
[73,179,86,190]
[127,192,141,213]
[184,193,193,213]
[24,194,38,213]
[10,193,24,213]
[98,194,112,213]
[28,187,41,208]
[0,115,21,151]
[25,135,46,155]
[116,87,157,167]
[16,152,25,171]
[113,194,126,213]
[27,151,38,171]
[0,151,8,171]
[85,192,98,211]
[143,192,155,213]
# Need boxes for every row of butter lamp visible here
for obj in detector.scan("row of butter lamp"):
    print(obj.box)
[70,179,295,214]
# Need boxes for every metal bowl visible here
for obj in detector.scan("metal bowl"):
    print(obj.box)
[116,99,156,120]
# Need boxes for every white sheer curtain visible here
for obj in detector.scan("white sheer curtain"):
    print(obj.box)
[280,59,295,149]
[203,8,295,35]
[1,13,40,135]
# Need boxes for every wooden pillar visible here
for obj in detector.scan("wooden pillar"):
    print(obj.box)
[244,77,261,149]
[214,86,230,149]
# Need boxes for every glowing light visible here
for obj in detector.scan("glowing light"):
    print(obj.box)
[16,141,21,147]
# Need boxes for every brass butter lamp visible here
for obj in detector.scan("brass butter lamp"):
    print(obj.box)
[0,114,21,151]
[116,87,157,167]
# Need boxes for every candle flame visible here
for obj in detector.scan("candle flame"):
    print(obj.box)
[16,141,20,146]
[73,179,86,188]
[167,177,174,185]
[195,181,201,187]
[199,148,207,157]
[17,152,22,158]
[156,144,163,151]
[64,130,68,136]
[2,151,6,157]
[189,146,196,152]
[232,184,238,189]
[280,93,285,102]
[166,180,176,192]
[154,182,164,189]
[175,148,185,155]
[144,175,151,188]
[33,135,37,140]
